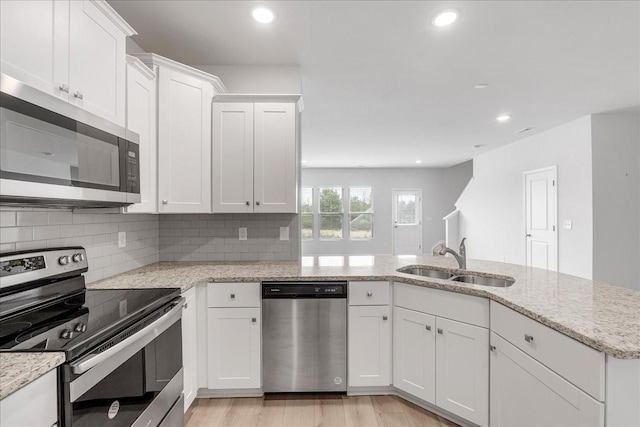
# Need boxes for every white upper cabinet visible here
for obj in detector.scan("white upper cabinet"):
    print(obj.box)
[134,54,226,214]
[124,56,157,214]
[212,95,300,214]
[0,0,134,126]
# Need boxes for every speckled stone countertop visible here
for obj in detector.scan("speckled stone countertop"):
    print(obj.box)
[88,255,640,359]
[0,352,65,399]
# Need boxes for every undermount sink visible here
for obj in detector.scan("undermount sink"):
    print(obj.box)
[397,266,515,288]
[397,266,456,280]
[450,274,515,287]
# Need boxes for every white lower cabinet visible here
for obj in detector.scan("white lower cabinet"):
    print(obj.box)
[181,288,197,412]
[348,305,391,387]
[435,317,489,427]
[207,307,261,389]
[393,306,436,403]
[0,369,58,427]
[490,332,604,427]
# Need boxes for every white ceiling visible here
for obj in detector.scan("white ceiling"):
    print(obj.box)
[109,1,640,168]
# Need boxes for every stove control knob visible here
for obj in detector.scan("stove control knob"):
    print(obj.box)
[74,323,87,333]
[60,329,74,339]
[58,256,70,266]
[72,253,85,263]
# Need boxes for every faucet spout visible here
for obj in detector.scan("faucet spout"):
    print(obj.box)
[438,238,467,269]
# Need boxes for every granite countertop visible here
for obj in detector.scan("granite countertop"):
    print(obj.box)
[0,352,65,400]
[89,254,640,359]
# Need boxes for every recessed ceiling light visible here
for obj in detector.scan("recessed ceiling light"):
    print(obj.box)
[301,160,307,163]
[252,7,275,23]
[474,83,489,89]
[496,115,511,122]
[416,160,422,164]
[432,10,458,27]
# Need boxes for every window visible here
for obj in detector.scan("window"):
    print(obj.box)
[396,194,417,225]
[349,187,373,240]
[301,188,313,240]
[319,187,343,240]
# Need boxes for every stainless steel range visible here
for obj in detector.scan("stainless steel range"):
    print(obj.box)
[0,247,184,427]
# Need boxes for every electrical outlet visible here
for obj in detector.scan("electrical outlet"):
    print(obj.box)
[280,226,289,241]
[118,231,126,248]
[239,227,247,240]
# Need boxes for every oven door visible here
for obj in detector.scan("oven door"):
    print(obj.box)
[62,299,184,427]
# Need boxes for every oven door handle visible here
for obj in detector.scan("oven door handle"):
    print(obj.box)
[71,297,184,375]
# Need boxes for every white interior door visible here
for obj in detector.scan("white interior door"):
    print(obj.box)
[524,167,557,271]
[393,189,422,255]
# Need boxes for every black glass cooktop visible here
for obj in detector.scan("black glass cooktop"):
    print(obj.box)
[0,287,180,360]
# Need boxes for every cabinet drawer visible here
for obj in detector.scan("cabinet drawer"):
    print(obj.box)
[394,282,489,328]
[349,281,390,305]
[207,282,260,308]
[490,301,605,401]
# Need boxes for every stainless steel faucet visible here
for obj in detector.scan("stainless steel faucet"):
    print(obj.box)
[439,238,466,269]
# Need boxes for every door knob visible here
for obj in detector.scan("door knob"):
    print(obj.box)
[162,200,168,205]
[426,325,432,331]
[437,328,444,334]
[73,91,84,100]
[246,201,250,206]
[58,84,69,93]
[526,233,532,237]
[367,291,373,297]
[382,315,388,321]
[255,201,261,206]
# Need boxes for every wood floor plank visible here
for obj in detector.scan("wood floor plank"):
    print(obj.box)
[185,395,460,427]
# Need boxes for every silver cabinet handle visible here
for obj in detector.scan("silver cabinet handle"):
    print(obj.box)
[526,233,532,237]
[183,302,188,309]
[382,315,388,321]
[525,334,534,343]
[426,325,432,331]
[437,328,444,334]
[367,291,373,297]
[490,345,496,352]
[58,84,69,93]
[251,317,257,323]
[162,200,168,205]
[246,201,250,206]
[230,293,236,299]
[73,91,83,100]
[255,201,261,206]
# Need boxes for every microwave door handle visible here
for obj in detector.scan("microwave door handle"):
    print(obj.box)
[68,298,184,402]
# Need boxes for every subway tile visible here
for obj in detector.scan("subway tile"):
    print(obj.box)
[60,224,84,238]
[0,212,17,228]
[0,242,16,252]
[46,238,67,248]
[17,212,49,226]
[72,214,94,224]
[48,211,73,225]
[0,227,33,243]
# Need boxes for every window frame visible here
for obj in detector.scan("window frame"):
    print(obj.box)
[318,186,345,241]
[348,186,374,241]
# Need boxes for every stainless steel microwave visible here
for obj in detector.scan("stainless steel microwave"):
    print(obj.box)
[0,74,140,207]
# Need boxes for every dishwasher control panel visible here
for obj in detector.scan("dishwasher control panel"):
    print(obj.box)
[262,281,347,298]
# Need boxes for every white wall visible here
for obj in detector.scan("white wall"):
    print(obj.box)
[301,163,472,255]
[457,117,593,279]
[193,65,301,94]
[592,112,640,290]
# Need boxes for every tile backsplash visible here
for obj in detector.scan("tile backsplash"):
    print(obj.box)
[0,208,159,283]
[1,208,301,282]
[159,213,300,262]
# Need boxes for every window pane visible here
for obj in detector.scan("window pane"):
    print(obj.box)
[349,187,372,213]
[397,195,416,224]
[301,213,313,240]
[301,188,313,213]
[319,187,343,213]
[319,214,343,240]
[350,213,373,240]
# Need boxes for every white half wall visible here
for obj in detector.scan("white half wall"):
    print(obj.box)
[301,163,472,255]
[193,65,301,94]
[457,116,593,279]
[592,112,640,290]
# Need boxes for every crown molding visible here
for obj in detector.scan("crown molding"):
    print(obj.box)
[91,0,137,36]
[213,93,303,112]
[126,55,156,80]
[131,53,228,93]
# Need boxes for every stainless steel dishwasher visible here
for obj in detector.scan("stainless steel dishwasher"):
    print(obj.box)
[262,281,347,393]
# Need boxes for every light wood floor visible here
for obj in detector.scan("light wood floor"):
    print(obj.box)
[184,395,460,427]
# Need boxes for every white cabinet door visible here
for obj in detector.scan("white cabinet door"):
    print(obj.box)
[0,0,69,100]
[490,332,604,427]
[212,103,254,213]
[436,317,489,427]
[0,369,58,427]
[207,307,261,389]
[181,288,197,412]
[254,103,297,213]
[348,305,391,387]
[124,58,157,213]
[68,0,127,126]
[157,68,213,213]
[393,306,436,403]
